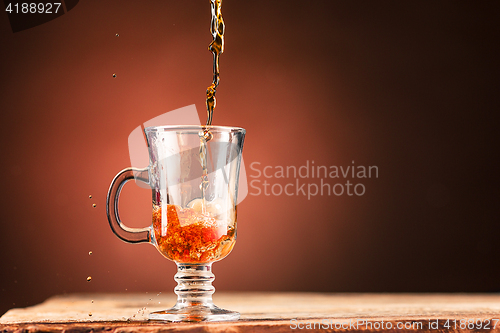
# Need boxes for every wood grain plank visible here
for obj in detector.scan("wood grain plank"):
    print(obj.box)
[1,293,500,332]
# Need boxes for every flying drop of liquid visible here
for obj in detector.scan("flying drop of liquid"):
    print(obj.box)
[92,204,97,208]
[89,251,93,256]
[88,312,92,317]
[89,195,92,199]
[112,73,117,78]
[115,33,119,37]
[87,276,92,282]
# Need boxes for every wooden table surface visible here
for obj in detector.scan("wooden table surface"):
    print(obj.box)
[1,292,500,332]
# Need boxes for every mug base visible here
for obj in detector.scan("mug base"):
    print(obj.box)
[149,304,240,322]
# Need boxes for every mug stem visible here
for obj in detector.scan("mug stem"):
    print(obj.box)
[174,264,215,307]
[149,263,240,322]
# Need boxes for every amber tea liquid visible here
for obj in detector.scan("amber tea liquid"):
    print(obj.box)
[152,204,236,263]
[205,0,224,127]
[151,0,231,264]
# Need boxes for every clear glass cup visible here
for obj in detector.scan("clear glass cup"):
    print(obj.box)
[106,125,245,322]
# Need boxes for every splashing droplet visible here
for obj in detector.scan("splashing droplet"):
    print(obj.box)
[112,73,117,78]
[92,204,97,208]
[87,276,92,282]
[89,251,93,256]
[88,312,92,317]
[91,300,94,303]
[89,195,92,199]
[115,33,119,37]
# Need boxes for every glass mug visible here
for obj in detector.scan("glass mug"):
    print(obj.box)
[106,125,245,322]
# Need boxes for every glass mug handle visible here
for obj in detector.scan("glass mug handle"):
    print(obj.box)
[106,167,151,243]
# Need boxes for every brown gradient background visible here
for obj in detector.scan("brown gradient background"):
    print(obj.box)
[1,0,499,316]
